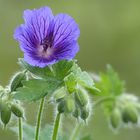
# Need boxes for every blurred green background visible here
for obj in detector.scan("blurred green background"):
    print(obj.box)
[0,0,140,140]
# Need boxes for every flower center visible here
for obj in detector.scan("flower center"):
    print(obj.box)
[41,39,51,51]
[37,39,53,58]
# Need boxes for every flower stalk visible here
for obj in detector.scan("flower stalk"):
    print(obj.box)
[94,96,115,107]
[19,118,23,140]
[52,113,61,140]
[35,97,45,140]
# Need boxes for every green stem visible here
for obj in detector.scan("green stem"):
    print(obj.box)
[52,113,61,140]
[94,96,115,107]
[35,98,45,140]
[19,118,23,140]
[70,123,82,140]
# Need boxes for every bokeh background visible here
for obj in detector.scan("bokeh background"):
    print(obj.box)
[0,0,140,140]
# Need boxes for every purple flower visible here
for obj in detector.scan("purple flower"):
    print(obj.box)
[14,7,80,68]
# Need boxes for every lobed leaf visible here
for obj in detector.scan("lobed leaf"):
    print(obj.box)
[65,63,98,94]
[13,79,61,101]
[18,58,74,81]
[95,64,124,96]
[64,73,77,93]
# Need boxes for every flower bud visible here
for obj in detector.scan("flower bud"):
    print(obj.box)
[0,100,7,112]
[57,101,65,114]
[72,107,81,118]
[1,105,11,126]
[10,71,26,92]
[75,88,89,107]
[110,108,121,129]
[11,104,23,118]
[122,106,138,124]
[53,87,66,102]
[80,106,89,121]
[64,96,75,113]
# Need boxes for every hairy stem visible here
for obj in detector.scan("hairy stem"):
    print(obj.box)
[52,113,61,140]
[19,118,23,140]
[70,123,82,140]
[94,96,115,107]
[35,97,45,140]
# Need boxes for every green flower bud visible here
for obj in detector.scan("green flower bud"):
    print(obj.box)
[53,87,66,102]
[11,104,23,118]
[80,106,89,121]
[10,71,26,92]
[72,107,81,118]
[1,105,11,126]
[0,100,7,112]
[110,108,121,129]
[122,106,138,124]
[57,101,65,114]
[75,88,89,107]
[64,96,75,113]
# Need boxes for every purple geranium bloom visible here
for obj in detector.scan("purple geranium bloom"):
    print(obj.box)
[14,7,80,68]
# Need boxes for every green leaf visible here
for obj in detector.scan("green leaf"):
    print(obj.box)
[64,73,77,93]
[96,65,124,96]
[18,58,54,79]
[13,79,61,101]
[66,63,98,94]
[77,71,96,91]
[18,58,74,81]
[18,58,98,99]
[52,60,74,80]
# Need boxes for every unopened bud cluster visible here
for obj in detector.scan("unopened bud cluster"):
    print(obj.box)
[109,94,140,129]
[0,71,26,127]
[53,85,91,122]
[0,98,24,127]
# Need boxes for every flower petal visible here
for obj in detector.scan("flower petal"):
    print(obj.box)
[53,14,80,48]
[24,53,57,68]
[23,6,54,43]
[14,25,39,52]
[53,41,79,60]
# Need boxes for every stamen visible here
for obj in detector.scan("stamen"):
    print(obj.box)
[37,39,53,58]
[41,39,51,52]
